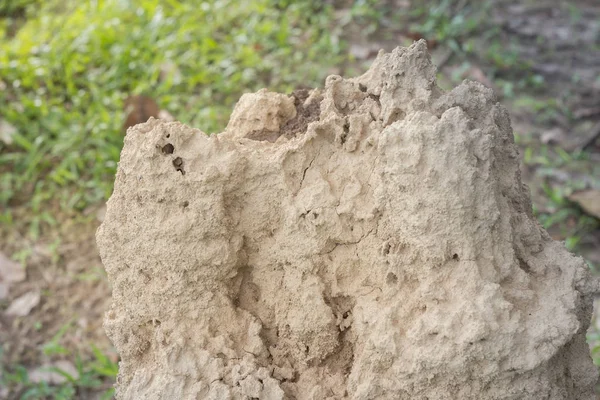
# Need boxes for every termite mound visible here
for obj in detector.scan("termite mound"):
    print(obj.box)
[97,41,599,399]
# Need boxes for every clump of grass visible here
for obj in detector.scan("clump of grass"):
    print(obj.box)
[1,321,118,400]
[521,142,600,252]
[0,0,344,236]
[0,0,38,19]
[0,345,118,400]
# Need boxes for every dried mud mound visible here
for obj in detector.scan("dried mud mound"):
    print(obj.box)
[97,41,599,399]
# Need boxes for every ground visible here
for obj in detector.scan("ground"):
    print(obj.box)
[0,0,599,398]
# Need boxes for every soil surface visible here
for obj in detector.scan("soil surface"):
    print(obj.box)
[0,213,115,398]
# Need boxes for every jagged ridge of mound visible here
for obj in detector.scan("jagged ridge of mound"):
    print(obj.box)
[97,41,599,399]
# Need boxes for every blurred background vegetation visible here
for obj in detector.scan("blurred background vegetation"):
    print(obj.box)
[1,0,599,398]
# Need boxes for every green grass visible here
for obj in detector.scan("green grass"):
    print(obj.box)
[0,0,345,237]
[0,0,37,17]
[1,318,118,399]
[0,346,118,400]
[520,140,600,252]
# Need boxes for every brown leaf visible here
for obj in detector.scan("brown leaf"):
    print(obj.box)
[402,32,438,49]
[569,189,600,219]
[123,95,160,133]
[5,290,40,317]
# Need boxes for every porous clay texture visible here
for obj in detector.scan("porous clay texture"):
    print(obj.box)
[97,41,599,399]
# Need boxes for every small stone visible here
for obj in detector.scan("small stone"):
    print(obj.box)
[5,290,40,317]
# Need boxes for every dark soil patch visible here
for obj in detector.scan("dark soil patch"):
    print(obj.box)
[281,89,323,138]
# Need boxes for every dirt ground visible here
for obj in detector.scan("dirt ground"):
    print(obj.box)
[1,0,599,397]
[0,209,115,397]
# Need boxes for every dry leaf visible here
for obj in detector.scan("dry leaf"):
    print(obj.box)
[158,109,175,122]
[0,119,17,145]
[29,360,79,384]
[465,66,496,90]
[574,106,600,120]
[0,283,8,300]
[540,127,567,145]
[97,203,107,222]
[403,32,438,49]
[123,95,160,133]
[0,252,26,299]
[5,290,41,317]
[159,61,182,85]
[569,189,600,219]
[0,252,25,283]
[349,43,372,60]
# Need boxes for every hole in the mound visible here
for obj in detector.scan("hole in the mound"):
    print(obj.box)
[172,157,185,175]
[162,143,174,154]
[181,201,189,208]
[340,121,350,144]
[452,254,460,261]
[358,83,367,92]
[386,108,406,125]
[245,128,281,143]
[280,88,322,138]
[166,133,170,138]
[382,242,391,256]
[369,93,381,106]
[518,258,532,274]
[386,272,398,285]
